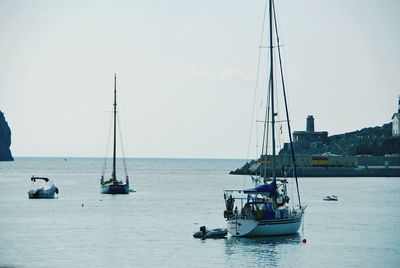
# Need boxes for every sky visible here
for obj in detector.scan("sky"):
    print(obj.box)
[0,0,399,159]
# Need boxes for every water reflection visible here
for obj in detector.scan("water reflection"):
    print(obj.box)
[225,234,301,267]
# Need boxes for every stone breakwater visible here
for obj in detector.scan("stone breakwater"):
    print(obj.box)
[0,111,13,161]
[230,155,400,177]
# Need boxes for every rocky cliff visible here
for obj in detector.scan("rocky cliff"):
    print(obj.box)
[0,111,13,161]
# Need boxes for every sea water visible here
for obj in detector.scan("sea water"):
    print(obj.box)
[0,157,399,267]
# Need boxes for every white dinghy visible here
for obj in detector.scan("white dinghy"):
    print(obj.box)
[28,176,59,199]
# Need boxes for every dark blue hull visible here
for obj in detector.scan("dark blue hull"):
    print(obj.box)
[101,184,129,194]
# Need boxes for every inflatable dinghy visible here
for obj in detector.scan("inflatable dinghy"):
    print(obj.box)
[193,226,227,239]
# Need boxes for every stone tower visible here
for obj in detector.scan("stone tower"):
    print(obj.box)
[306,115,315,133]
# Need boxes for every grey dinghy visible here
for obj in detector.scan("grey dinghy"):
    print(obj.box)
[193,226,228,239]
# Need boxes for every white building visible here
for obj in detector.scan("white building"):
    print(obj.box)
[392,95,400,136]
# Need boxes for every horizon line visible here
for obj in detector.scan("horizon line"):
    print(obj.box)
[11,155,249,161]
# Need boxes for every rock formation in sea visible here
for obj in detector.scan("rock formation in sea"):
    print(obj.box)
[0,111,14,161]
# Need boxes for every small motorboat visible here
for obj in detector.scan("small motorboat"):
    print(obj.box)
[28,176,59,199]
[193,226,228,239]
[323,195,338,201]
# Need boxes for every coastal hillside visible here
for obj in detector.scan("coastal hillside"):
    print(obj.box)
[230,122,400,177]
[279,123,400,156]
[0,111,13,161]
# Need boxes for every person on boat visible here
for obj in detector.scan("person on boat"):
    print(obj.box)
[226,195,234,211]
[200,226,206,239]
[243,203,253,219]
[281,166,287,177]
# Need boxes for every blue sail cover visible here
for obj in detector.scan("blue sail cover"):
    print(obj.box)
[244,181,277,194]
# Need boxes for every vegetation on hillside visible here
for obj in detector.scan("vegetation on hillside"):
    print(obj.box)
[279,123,400,156]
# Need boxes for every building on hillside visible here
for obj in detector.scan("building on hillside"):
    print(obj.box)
[293,115,328,144]
[279,115,328,155]
[392,95,400,137]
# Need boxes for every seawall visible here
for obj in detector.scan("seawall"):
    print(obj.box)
[231,155,400,177]
[236,167,400,177]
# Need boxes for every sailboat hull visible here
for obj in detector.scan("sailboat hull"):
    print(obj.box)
[101,184,129,194]
[227,215,302,237]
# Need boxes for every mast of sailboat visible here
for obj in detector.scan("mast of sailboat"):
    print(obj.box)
[271,0,302,207]
[268,0,276,181]
[112,73,117,181]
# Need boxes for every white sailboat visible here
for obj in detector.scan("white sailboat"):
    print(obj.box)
[100,74,131,194]
[223,0,305,237]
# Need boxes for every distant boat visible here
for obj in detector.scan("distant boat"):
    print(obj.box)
[28,176,59,199]
[100,74,131,194]
[323,195,338,201]
[223,0,305,237]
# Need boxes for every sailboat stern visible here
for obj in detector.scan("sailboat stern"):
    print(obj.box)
[101,183,129,194]
[227,219,258,237]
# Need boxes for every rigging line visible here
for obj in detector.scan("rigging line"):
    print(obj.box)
[119,89,130,178]
[268,0,276,182]
[260,75,271,157]
[101,113,108,177]
[100,109,108,175]
[102,112,113,177]
[245,0,269,189]
[264,81,273,178]
[260,75,271,179]
[247,0,268,159]
[117,114,129,178]
[112,74,117,180]
[272,0,301,206]
[272,44,283,153]
[118,78,130,164]
[291,175,294,210]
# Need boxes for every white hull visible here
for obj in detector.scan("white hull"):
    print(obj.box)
[28,186,58,199]
[227,215,302,237]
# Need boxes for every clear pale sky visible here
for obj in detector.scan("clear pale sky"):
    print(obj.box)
[0,0,399,158]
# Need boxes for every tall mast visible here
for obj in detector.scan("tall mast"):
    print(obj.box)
[269,0,276,181]
[272,0,302,206]
[112,73,117,181]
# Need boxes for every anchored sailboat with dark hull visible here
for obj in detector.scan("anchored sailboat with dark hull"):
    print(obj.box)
[100,74,130,195]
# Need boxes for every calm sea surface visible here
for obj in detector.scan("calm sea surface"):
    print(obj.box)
[0,157,399,267]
